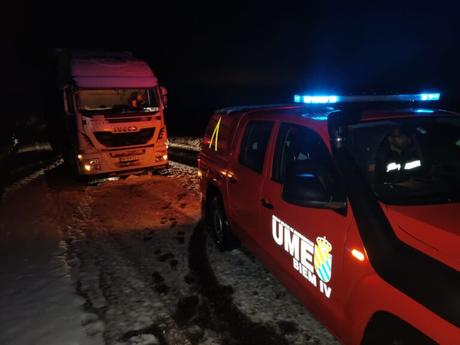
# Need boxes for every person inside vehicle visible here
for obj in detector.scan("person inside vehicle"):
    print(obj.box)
[375,126,422,185]
[129,92,146,108]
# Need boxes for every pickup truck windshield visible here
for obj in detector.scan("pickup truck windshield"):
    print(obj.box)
[347,116,460,205]
[76,88,160,116]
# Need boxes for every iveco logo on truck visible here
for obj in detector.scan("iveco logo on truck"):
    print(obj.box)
[48,50,169,176]
[114,126,138,133]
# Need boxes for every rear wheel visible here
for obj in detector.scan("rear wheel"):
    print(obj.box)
[209,196,235,251]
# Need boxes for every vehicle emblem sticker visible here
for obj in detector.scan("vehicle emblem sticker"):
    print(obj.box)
[209,116,222,151]
[314,237,332,283]
[272,215,333,298]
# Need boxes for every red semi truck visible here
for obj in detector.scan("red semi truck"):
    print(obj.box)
[199,93,460,344]
[50,50,169,176]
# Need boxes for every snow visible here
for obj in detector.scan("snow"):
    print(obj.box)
[2,158,63,201]
[0,141,337,345]
[169,137,202,152]
[206,244,339,345]
[0,178,103,345]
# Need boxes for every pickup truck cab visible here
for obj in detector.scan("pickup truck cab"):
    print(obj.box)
[198,93,460,344]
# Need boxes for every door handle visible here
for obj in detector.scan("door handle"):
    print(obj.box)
[261,198,274,210]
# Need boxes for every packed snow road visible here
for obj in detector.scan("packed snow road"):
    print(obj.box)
[0,159,338,345]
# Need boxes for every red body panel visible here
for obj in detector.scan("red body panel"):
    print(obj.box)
[199,105,460,344]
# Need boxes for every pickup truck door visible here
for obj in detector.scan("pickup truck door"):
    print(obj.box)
[258,122,350,332]
[226,118,274,242]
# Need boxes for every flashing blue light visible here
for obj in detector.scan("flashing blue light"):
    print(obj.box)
[415,109,434,113]
[420,93,440,101]
[297,173,315,178]
[311,116,329,121]
[293,92,441,104]
[294,95,339,104]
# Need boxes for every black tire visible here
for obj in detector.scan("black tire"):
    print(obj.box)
[209,196,236,251]
[62,147,90,183]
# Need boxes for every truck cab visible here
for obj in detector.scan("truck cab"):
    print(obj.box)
[54,51,169,176]
[199,93,460,344]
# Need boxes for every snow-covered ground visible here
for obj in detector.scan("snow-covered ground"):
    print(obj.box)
[0,177,103,345]
[168,137,202,152]
[0,147,337,345]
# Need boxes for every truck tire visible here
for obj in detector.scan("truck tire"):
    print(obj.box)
[209,196,236,251]
[62,147,87,182]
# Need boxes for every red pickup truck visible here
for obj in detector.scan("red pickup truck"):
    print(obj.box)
[198,93,460,344]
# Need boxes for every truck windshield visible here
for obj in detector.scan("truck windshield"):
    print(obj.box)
[76,88,160,116]
[347,116,460,205]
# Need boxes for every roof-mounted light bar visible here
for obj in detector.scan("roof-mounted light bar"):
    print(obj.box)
[293,93,441,104]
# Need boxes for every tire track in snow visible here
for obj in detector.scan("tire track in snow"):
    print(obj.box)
[188,223,290,345]
[59,187,193,345]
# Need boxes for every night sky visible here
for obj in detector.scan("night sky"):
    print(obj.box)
[2,0,460,137]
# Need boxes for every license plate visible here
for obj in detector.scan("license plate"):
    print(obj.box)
[119,156,138,162]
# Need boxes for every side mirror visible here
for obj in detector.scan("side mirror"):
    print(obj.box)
[282,160,346,209]
[160,86,168,108]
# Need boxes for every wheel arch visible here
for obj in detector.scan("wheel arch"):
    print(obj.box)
[361,311,436,345]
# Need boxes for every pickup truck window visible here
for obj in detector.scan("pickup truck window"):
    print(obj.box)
[238,121,273,174]
[272,123,341,199]
[348,116,460,204]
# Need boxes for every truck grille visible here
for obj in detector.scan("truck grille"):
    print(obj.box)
[94,128,155,147]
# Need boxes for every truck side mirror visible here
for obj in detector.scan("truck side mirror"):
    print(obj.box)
[160,86,168,108]
[282,160,346,209]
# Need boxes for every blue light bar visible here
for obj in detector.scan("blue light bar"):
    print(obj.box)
[293,95,339,104]
[293,93,441,104]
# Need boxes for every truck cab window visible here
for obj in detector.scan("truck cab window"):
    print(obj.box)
[75,88,160,116]
[238,121,273,173]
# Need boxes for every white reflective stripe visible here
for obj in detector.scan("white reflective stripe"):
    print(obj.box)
[386,162,401,172]
[404,160,421,170]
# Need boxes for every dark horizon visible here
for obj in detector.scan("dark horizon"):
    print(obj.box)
[2,1,460,137]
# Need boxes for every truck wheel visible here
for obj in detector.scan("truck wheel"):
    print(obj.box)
[62,148,86,182]
[209,196,235,251]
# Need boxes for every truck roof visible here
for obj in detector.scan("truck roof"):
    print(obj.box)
[70,54,158,89]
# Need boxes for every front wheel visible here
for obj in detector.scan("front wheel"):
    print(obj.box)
[209,196,236,251]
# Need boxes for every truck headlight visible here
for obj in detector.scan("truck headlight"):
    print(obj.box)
[83,158,100,171]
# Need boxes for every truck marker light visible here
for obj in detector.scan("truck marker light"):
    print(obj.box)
[77,154,83,160]
[162,154,168,161]
[197,170,203,178]
[351,249,365,262]
[209,117,222,151]
[84,164,92,172]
